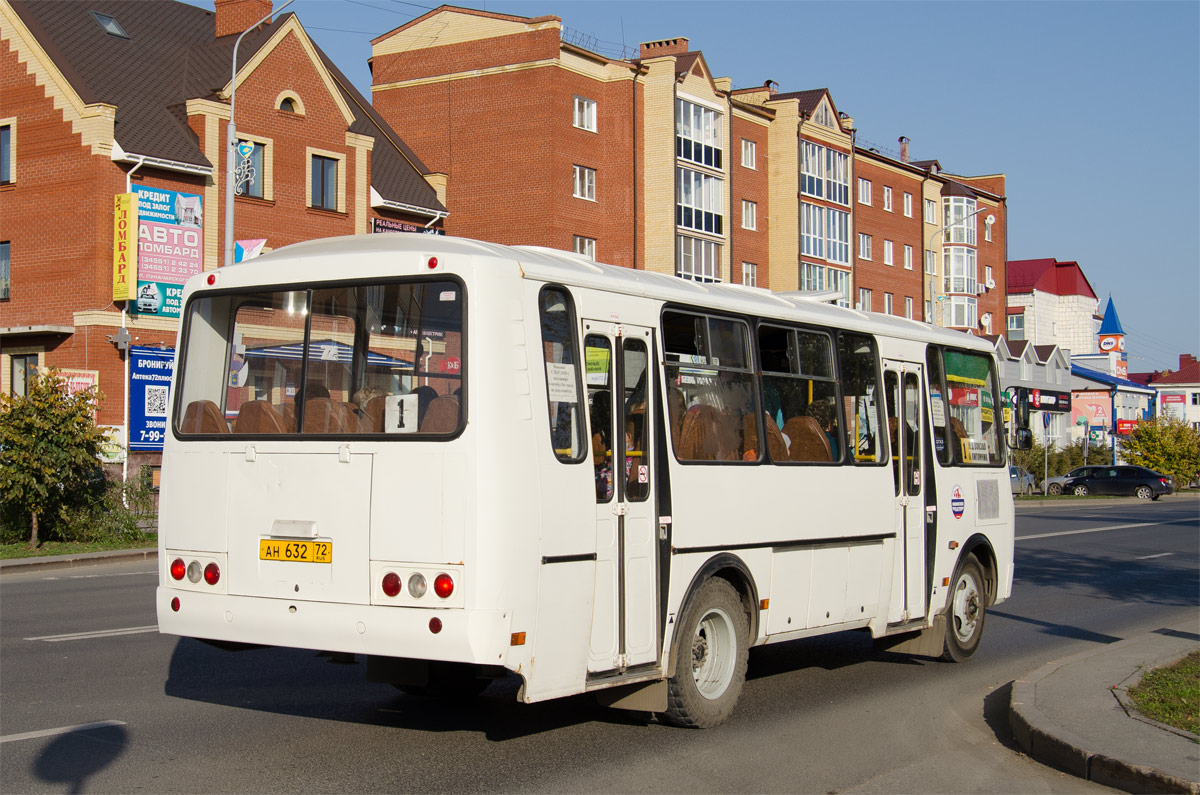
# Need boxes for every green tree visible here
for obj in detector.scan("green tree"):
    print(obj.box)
[0,369,107,546]
[1119,415,1200,489]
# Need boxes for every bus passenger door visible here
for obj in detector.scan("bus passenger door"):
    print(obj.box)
[583,323,659,673]
[884,361,927,622]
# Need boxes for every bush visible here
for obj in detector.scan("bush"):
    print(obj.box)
[1120,415,1200,488]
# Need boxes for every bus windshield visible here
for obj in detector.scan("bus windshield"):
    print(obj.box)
[174,278,464,437]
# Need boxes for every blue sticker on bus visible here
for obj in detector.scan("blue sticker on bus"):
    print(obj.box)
[950,485,965,519]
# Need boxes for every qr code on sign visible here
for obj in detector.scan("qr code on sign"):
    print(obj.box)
[145,386,168,417]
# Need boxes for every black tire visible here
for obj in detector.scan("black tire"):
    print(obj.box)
[1135,485,1153,500]
[394,661,490,699]
[941,556,986,663]
[663,578,749,728]
[1047,483,1063,496]
[1073,484,1089,496]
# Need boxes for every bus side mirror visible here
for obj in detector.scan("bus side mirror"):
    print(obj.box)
[1016,389,1030,430]
[1014,428,1033,450]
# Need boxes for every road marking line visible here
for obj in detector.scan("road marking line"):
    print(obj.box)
[0,720,127,744]
[1135,552,1173,560]
[25,625,158,642]
[1017,522,1156,541]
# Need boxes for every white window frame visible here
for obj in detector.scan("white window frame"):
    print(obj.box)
[676,234,721,283]
[858,233,872,260]
[676,98,723,169]
[903,192,913,217]
[741,199,757,231]
[858,287,872,312]
[826,208,850,265]
[573,96,597,132]
[573,164,596,201]
[883,186,893,212]
[801,263,850,306]
[985,219,993,242]
[949,295,979,329]
[884,293,894,315]
[903,244,913,270]
[0,117,15,185]
[944,246,977,294]
[924,198,937,223]
[677,167,723,235]
[573,235,596,260]
[741,261,757,286]
[925,248,937,275]
[802,141,849,205]
[883,240,894,266]
[741,138,756,169]
[905,297,913,319]
[801,202,824,259]
[857,177,872,205]
[944,196,978,245]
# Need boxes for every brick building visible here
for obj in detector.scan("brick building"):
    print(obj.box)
[0,0,445,467]
[370,5,1007,332]
[1005,258,1100,356]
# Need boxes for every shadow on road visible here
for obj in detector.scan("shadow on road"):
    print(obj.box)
[33,724,127,794]
[1013,546,1199,608]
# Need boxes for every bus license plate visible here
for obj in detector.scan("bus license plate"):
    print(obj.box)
[259,539,333,564]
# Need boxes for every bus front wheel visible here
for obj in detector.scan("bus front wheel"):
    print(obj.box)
[663,578,749,728]
[941,556,986,663]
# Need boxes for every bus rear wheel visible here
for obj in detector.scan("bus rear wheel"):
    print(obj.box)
[941,556,986,663]
[663,578,748,728]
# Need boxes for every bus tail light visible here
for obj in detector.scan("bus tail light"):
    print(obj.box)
[407,573,427,598]
[429,617,442,634]
[170,558,186,581]
[204,562,221,585]
[381,572,401,597]
[171,597,181,612]
[433,573,454,599]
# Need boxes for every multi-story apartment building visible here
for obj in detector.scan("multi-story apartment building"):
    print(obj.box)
[371,5,1008,335]
[1,0,445,469]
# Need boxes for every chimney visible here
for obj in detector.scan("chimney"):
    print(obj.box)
[898,136,910,163]
[215,0,273,38]
[764,79,779,96]
[638,38,690,58]
[1182,354,1198,368]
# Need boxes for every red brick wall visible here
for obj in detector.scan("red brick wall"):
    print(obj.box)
[853,156,925,317]
[371,29,559,86]
[729,116,769,285]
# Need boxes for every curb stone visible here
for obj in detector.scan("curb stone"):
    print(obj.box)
[0,547,158,574]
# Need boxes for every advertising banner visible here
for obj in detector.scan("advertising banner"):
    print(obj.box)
[128,346,175,451]
[1071,390,1111,429]
[131,185,203,319]
[371,217,445,235]
[113,193,138,301]
[1116,419,1137,435]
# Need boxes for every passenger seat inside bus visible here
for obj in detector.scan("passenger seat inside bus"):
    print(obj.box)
[233,400,288,434]
[181,400,228,434]
[420,395,459,433]
[303,398,345,433]
[782,416,832,462]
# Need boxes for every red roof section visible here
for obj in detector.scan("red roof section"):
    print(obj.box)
[1150,355,1200,385]
[1007,258,1097,299]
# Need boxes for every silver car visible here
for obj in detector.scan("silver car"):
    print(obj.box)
[1010,465,1036,496]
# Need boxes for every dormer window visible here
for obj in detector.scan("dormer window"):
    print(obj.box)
[91,11,129,38]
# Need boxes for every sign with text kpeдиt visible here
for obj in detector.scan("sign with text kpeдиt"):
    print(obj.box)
[131,185,203,319]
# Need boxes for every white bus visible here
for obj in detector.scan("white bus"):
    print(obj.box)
[158,234,1029,727]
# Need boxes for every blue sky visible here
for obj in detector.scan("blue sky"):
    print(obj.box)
[196,0,1199,372]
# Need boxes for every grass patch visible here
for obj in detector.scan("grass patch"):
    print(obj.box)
[1128,651,1200,737]
[0,535,156,560]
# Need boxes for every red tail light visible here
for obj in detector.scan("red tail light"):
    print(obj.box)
[170,558,186,580]
[429,617,442,634]
[171,597,181,612]
[433,573,454,599]
[203,562,220,585]
[381,572,401,597]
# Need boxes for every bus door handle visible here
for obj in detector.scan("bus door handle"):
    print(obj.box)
[613,503,627,516]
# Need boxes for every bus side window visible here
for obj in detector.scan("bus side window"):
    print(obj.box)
[939,347,1004,466]
[757,323,840,464]
[926,348,953,465]
[538,286,586,463]
[837,332,885,465]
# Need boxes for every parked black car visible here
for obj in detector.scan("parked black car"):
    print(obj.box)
[1062,465,1175,500]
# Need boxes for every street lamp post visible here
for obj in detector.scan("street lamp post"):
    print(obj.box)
[923,205,994,327]
[223,0,294,269]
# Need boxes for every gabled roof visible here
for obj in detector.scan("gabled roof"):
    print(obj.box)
[1097,296,1126,336]
[1007,258,1098,299]
[10,0,444,214]
[773,88,830,115]
[1149,357,1200,386]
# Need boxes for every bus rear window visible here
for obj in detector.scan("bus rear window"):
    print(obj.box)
[175,279,464,437]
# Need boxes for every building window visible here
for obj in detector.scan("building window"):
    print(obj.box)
[944,246,977,294]
[925,300,933,324]
[1191,393,1200,406]
[0,121,12,184]
[0,241,8,300]
[676,99,722,169]
[741,138,755,169]
[90,10,129,38]
[985,265,994,288]
[858,233,872,260]
[905,297,913,319]
[944,196,978,245]
[883,186,893,212]
[741,261,757,286]
[903,244,913,270]
[883,240,894,266]
[236,140,266,199]
[949,295,978,329]
[884,293,894,315]
[279,97,296,113]
[985,219,993,242]
[858,287,872,312]
[573,235,596,260]
[676,168,722,234]
[826,208,849,265]
[801,263,850,306]
[924,198,936,223]
[858,178,871,205]
[925,248,937,275]
[802,141,849,205]
[677,235,721,283]
[1007,313,1025,340]
[903,192,913,217]
[741,199,757,231]
[10,352,37,396]
[573,165,596,201]
[573,96,597,132]
[310,154,338,211]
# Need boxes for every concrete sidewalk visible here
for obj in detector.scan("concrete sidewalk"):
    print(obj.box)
[0,546,157,574]
[1010,625,1200,793]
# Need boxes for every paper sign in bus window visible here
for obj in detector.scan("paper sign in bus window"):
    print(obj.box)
[545,362,579,403]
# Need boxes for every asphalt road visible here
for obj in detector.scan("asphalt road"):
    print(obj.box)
[1,495,1196,794]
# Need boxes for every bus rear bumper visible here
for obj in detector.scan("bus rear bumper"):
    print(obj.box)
[156,587,513,666]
